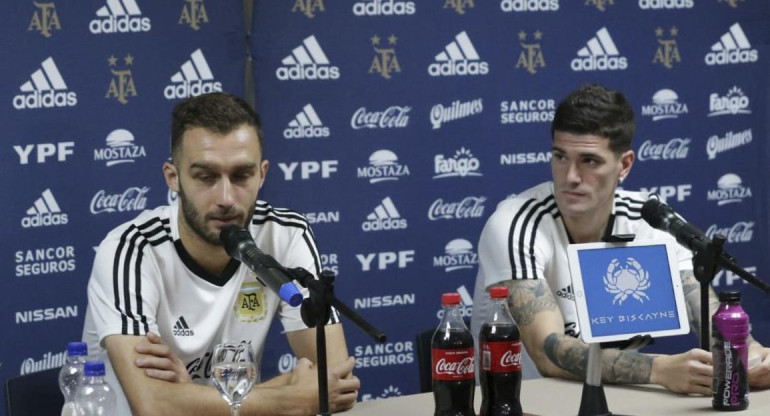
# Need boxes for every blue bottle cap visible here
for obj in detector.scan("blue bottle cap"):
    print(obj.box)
[67,342,88,356]
[279,281,303,307]
[84,361,106,377]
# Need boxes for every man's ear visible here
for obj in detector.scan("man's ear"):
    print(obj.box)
[618,150,635,183]
[163,161,179,192]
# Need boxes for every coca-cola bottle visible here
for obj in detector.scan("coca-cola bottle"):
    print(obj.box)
[479,286,522,416]
[432,292,475,416]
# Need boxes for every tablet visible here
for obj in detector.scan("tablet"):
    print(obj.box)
[567,239,690,344]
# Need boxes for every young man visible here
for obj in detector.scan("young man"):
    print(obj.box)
[82,92,359,416]
[470,84,770,394]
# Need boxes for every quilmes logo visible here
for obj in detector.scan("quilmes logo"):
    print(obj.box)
[707,174,752,205]
[164,49,222,100]
[21,189,68,228]
[433,239,479,272]
[603,258,650,305]
[94,129,147,166]
[706,129,752,160]
[571,27,627,71]
[430,98,483,129]
[585,0,615,11]
[28,1,61,38]
[362,197,408,232]
[277,35,340,80]
[353,0,416,16]
[436,286,473,319]
[20,350,67,375]
[89,0,151,34]
[515,30,546,74]
[179,0,209,30]
[444,0,475,14]
[292,0,325,18]
[640,89,688,121]
[369,34,402,79]
[284,104,329,138]
[652,26,681,69]
[501,0,559,12]
[428,196,486,221]
[429,31,488,77]
[173,316,195,336]
[357,150,411,183]
[500,97,555,124]
[708,86,751,117]
[14,57,77,110]
[705,23,758,65]
[434,147,482,179]
[90,186,150,214]
[639,0,692,9]
[351,105,410,129]
[637,138,690,162]
[706,221,753,243]
[105,54,138,105]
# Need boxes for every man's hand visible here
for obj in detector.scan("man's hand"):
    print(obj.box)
[288,357,360,414]
[134,332,191,383]
[748,346,770,389]
[651,348,712,395]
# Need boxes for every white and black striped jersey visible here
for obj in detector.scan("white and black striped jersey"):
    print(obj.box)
[471,182,693,343]
[82,200,335,416]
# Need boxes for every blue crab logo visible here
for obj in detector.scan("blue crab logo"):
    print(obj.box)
[603,257,650,305]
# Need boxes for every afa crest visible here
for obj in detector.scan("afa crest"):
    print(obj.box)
[235,281,268,323]
[179,0,209,31]
[585,0,614,12]
[652,26,681,69]
[443,0,474,14]
[28,2,61,38]
[292,0,325,18]
[515,30,546,75]
[369,34,401,80]
[105,54,138,105]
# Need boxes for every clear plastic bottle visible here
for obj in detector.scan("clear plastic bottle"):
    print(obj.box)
[59,342,88,416]
[75,361,116,416]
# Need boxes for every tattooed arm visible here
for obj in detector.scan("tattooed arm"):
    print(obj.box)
[680,269,720,338]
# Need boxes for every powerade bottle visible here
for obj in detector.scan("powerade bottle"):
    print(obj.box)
[712,291,749,411]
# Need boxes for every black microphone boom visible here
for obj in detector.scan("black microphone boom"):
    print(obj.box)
[219,224,303,307]
[641,198,711,254]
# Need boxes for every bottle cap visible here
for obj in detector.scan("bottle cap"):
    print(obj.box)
[84,361,106,377]
[67,342,88,357]
[718,291,741,303]
[441,293,461,306]
[489,286,509,299]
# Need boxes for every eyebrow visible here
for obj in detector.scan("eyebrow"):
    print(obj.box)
[550,146,605,159]
[188,162,259,171]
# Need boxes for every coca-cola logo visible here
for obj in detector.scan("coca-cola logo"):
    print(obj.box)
[637,138,690,161]
[90,186,149,214]
[500,350,522,368]
[435,357,474,376]
[351,106,411,129]
[705,221,753,243]
[428,196,486,220]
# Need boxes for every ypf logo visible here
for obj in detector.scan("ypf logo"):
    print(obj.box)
[705,23,758,65]
[105,54,138,105]
[652,26,681,69]
[164,49,222,100]
[292,0,325,18]
[640,89,688,121]
[277,160,338,180]
[708,86,751,117]
[369,34,402,79]
[14,141,74,165]
[515,30,546,74]
[276,35,340,81]
[356,150,411,184]
[707,174,752,205]
[28,1,61,38]
[433,147,483,179]
[356,250,415,271]
[179,0,209,30]
[283,104,330,138]
[89,0,151,34]
[429,31,488,77]
[14,57,77,110]
[571,27,627,71]
[603,258,650,305]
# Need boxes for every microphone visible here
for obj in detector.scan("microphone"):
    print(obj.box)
[641,198,712,254]
[219,224,303,307]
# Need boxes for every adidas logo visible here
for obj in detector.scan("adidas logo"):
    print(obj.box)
[428,31,489,76]
[638,0,693,9]
[164,49,222,100]
[283,104,330,138]
[556,285,574,301]
[570,27,628,71]
[500,0,560,12]
[89,0,151,34]
[13,57,77,110]
[705,23,758,65]
[173,316,194,336]
[276,35,340,81]
[361,197,408,232]
[353,0,416,16]
[21,189,68,228]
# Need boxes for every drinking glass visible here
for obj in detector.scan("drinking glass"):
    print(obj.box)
[211,342,258,416]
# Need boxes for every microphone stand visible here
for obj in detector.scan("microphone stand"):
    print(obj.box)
[288,268,387,416]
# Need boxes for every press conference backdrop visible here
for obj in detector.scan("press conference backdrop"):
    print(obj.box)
[1,0,769,411]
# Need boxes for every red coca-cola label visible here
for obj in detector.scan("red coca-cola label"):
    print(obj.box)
[481,341,522,373]
[431,347,475,381]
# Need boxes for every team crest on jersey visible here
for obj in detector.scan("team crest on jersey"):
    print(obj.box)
[234,281,267,323]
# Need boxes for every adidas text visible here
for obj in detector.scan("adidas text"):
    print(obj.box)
[500,0,559,12]
[276,65,340,81]
[89,16,151,34]
[353,0,416,16]
[571,55,627,71]
[164,81,222,100]
[428,60,488,76]
[283,126,330,139]
[362,218,407,232]
[13,91,77,110]
[21,213,68,228]
[173,328,194,336]
[705,49,758,65]
[638,0,693,9]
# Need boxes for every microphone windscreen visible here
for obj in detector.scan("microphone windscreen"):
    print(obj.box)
[219,224,251,256]
[641,198,667,229]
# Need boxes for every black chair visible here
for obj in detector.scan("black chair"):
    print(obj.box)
[415,327,435,393]
[5,367,63,416]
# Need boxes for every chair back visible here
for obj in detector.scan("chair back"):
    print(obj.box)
[5,367,63,416]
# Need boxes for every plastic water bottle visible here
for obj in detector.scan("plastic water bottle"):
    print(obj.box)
[712,291,749,411]
[59,342,88,416]
[75,361,116,416]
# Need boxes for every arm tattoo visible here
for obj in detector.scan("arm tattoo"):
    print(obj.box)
[502,280,558,326]
[681,270,720,337]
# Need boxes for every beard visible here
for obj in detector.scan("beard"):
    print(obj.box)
[177,181,257,246]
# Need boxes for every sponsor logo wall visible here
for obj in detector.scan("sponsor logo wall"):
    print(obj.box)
[1,0,768,409]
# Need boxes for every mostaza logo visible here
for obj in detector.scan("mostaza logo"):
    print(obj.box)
[585,0,614,11]
[515,30,545,74]
[29,1,62,38]
[369,34,401,79]
[105,54,138,105]
[444,0,474,14]
[292,0,325,18]
[179,0,209,30]
[652,26,680,69]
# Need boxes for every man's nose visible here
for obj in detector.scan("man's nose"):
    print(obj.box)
[566,162,581,184]
[216,178,236,208]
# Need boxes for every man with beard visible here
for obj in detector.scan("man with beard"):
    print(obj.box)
[82,92,359,416]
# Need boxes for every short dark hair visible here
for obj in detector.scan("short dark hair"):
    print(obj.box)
[171,92,263,162]
[551,84,635,154]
